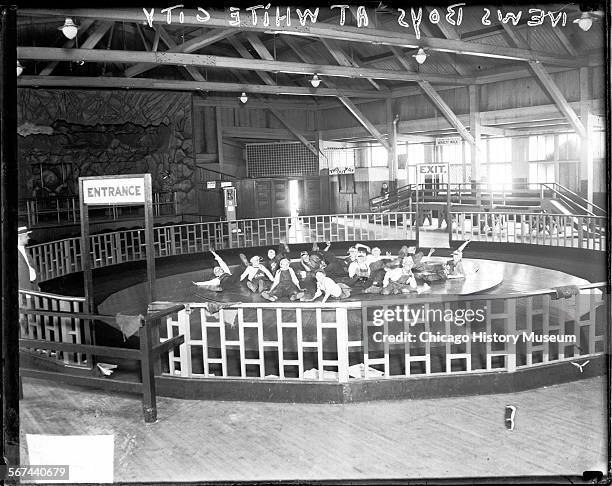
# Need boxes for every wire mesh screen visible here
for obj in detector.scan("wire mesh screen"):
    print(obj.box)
[246,142,319,177]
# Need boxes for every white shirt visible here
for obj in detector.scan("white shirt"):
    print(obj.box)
[317,276,343,298]
[18,244,36,282]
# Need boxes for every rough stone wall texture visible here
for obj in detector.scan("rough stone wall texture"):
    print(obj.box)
[17,89,196,212]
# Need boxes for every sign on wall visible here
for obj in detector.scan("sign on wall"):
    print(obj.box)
[418,164,448,175]
[206,181,216,189]
[435,136,461,145]
[329,167,355,175]
[82,176,146,205]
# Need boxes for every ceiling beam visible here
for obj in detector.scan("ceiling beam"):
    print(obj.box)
[152,25,206,81]
[418,81,474,146]
[229,36,276,86]
[337,95,390,150]
[500,23,587,139]
[19,46,468,85]
[263,102,321,158]
[551,27,578,57]
[422,9,470,77]
[125,27,236,78]
[319,37,381,91]
[388,45,474,147]
[480,125,517,137]
[19,8,582,68]
[38,18,95,76]
[17,75,385,98]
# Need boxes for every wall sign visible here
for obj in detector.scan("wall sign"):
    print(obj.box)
[329,167,355,175]
[82,176,146,205]
[418,164,448,174]
[220,181,233,188]
[435,136,461,145]
[206,181,216,189]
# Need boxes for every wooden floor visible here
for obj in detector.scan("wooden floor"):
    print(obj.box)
[20,376,607,482]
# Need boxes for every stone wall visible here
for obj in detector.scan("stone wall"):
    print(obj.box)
[17,89,196,212]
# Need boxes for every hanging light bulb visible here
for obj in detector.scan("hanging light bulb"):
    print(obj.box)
[239,92,248,104]
[310,74,321,88]
[16,60,23,77]
[413,48,427,65]
[58,18,79,40]
[573,12,593,31]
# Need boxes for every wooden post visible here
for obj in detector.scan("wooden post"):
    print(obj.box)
[579,67,593,204]
[143,174,156,304]
[138,318,157,423]
[469,85,481,185]
[1,5,20,466]
[79,180,94,315]
[386,98,398,191]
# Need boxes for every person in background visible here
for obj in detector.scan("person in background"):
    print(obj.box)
[18,225,39,291]
[240,256,274,293]
[308,270,351,303]
[262,258,305,302]
[192,249,235,292]
[380,182,390,200]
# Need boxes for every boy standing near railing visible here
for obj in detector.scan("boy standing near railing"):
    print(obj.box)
[18,225,39,291]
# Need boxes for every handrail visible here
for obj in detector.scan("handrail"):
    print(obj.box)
[197,165,240,180]
[543,182,606,216]
[19,299,186,422]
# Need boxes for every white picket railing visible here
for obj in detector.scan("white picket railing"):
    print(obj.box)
[158,283,606,382]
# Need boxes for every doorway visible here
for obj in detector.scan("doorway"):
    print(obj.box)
[289,179,300,218]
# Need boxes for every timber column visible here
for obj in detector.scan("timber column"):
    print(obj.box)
[1,4,20,466]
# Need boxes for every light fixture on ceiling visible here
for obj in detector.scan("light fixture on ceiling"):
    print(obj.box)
[239,92,248,104]
[413,48,427,65]
[58,18,79,39]
[573,11,593,31]
[16,60,23,77]
[310,74,321,88]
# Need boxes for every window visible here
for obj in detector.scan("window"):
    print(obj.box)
[406,143,425,165]
[438,142,463,163]
[557,133,579,160]
[528,135,554,161]
[338,173,355,194]
[370,145,388,167]
[592,131,606,159]
[529,163,555,184]
[482,164,512,189]
[487,138,511,163]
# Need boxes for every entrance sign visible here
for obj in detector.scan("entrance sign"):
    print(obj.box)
[78,174,156,313]
[82,177,146,204]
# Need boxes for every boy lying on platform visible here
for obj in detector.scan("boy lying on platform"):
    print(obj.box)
[192,249,235,292]
[307,271,351,303]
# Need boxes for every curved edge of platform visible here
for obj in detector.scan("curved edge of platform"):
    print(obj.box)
[154,354,606,404]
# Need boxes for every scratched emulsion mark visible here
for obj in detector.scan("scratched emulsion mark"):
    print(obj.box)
[141,5,569,40]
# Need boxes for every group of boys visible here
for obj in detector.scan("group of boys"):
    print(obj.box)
[193,240,468,302]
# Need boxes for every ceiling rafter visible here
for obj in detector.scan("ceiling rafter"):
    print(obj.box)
[125,27,236,78]
[500,23,586,139]
[389,45,475,146]
[319,38,382,91]
[18,75,385,99]
[38,18,95,76]
[228,36,276,86]
[19,46,470,85]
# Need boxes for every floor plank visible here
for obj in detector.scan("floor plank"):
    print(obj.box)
[19,376,607,481]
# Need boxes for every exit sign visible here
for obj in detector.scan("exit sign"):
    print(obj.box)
[418,164,448,174]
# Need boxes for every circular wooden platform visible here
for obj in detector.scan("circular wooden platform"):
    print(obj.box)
[99,257,588,315]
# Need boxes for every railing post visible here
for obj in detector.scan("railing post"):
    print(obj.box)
[336,308,349,383]
[139,317,158,423]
